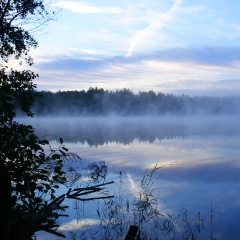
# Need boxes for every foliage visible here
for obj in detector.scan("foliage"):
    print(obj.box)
[0,0,56,63]
[0,1,61,238]
[0,1,114,239]
[0,68,37,121]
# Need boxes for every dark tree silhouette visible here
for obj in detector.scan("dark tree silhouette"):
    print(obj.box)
[27,88,240,117]
[0,2,113,239]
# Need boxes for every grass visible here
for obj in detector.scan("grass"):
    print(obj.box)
[62,162,219,240]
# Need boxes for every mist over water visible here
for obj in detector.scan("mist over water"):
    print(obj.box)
[17,116,240,239]
[18,116,240,145]
[17,89,240,117]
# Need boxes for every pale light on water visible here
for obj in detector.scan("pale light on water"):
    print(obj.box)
[17,117,240,239]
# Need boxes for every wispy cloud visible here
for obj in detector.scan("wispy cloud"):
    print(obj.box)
[54,1,123,14]
[126,0,182,56]
[34,46,240,95]
[37,46,240,71]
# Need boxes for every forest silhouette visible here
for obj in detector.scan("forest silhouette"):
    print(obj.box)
[21,87,240,116]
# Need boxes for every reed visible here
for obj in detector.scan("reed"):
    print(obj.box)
[67,162,217,240]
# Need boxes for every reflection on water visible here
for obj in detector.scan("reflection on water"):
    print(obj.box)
[17,117,240,239]
[18,116,240,146]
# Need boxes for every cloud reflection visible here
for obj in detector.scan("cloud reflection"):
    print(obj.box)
[17,116,240,185]
[126,173,139,197]
[27,116,240,239]
[58,218,100,231]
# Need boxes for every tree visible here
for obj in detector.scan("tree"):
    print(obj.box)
[0,1,62,239]
[0,1,113,239]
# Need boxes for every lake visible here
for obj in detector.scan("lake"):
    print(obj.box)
[17,116,240,240]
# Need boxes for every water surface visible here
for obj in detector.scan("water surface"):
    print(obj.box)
[18,116,240,239]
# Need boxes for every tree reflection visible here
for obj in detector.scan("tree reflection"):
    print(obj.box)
[21,117,240,146]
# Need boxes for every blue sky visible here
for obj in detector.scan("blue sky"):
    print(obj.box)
[30,0,240,96]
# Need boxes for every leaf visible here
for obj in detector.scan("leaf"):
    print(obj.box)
[51,154,60,160]
[54,166,62,173]
[41,139,49,145]
[59,149,66,156]
[62,147,68,152]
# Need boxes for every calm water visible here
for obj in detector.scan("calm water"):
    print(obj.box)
[17,116,240,239]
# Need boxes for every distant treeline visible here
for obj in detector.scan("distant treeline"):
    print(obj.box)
[20,88,240,116]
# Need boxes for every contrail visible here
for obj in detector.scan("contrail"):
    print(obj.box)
[126,0,182,57]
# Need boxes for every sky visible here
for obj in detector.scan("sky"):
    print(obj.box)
[28,0,240,96]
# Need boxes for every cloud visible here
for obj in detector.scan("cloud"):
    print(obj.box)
[149,47,240,67]
[183,5,205,14]
[54,1,123,14]
[126,0,182,56]
[37,46,240,72]
[34,46,240,95]
[38,58,104,71]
